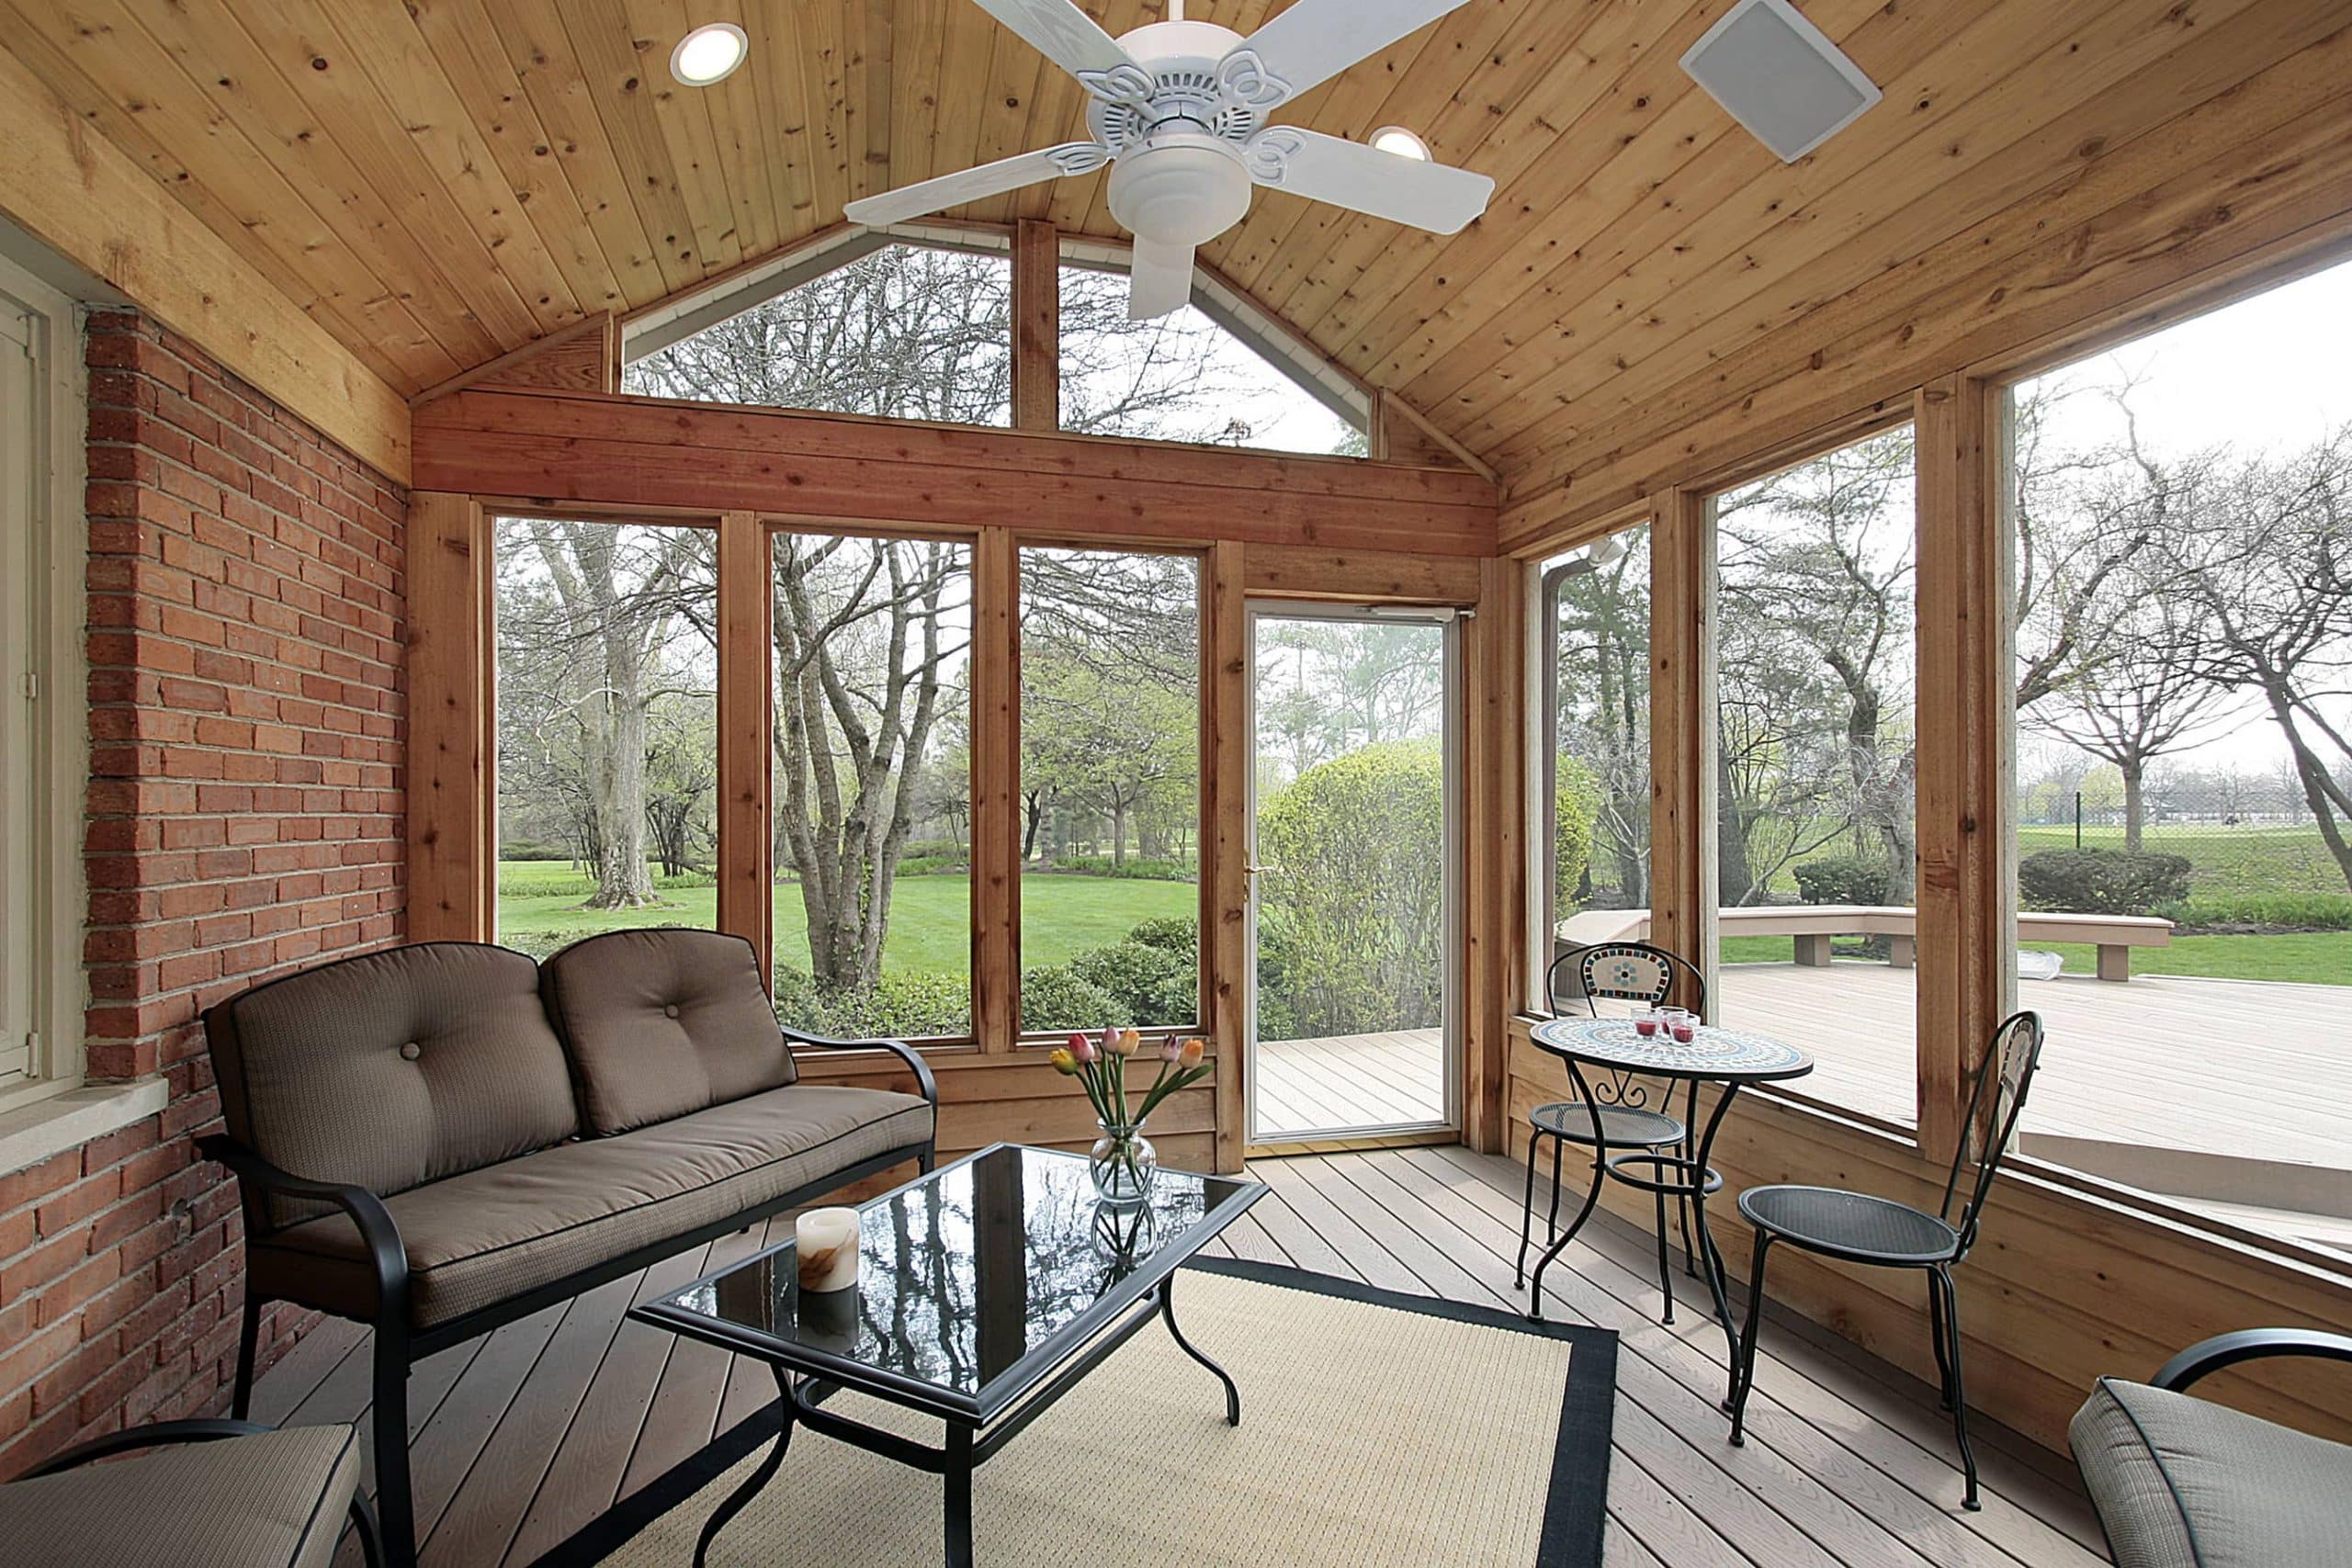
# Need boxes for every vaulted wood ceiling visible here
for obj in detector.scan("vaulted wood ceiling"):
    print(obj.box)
[11,0,2350,491]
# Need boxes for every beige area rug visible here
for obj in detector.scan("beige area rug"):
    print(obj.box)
[538,1259,1616,1567]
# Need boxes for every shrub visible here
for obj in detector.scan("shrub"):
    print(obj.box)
[1125,915,1197,953]
[772,967,970,1039]
[1555,755,1600,901]
[1792,855,1894,906]
[895,852,967,877]
[1069,939,1196,1022]
[1038,856,1196,882]
[2157,891,2352,931]
[1016,963,1131,1034]
[2018,848,2192,915]
[1257,740,1444,1038]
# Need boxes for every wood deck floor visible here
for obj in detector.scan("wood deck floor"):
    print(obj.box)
[1252,1028,1446,1139]
[268,1146,2109,1568]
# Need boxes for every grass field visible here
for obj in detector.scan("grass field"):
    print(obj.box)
[495,861,1193,970]
[2018,822,2346,897]
[1722,931,2352,984]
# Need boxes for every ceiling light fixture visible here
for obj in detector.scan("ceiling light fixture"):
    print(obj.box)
[1370,125,1432,162]
[670,22,748,87]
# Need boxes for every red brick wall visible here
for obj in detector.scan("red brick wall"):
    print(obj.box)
[0,310,405,1474]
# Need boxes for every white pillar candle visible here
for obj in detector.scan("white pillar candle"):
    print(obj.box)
[796,1206,861,1293]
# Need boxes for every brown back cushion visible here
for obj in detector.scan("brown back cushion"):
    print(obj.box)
[205,942,581,1224]
[537,929,796,1135]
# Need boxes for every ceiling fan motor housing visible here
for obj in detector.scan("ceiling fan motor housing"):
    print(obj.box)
[1097,20,1271,248]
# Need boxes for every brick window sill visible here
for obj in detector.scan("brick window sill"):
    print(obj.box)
[0,1079,169,1179]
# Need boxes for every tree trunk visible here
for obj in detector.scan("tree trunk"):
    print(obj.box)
[1715,726,1756,907]
[2120,757,2146,852]
[582,671,656,909]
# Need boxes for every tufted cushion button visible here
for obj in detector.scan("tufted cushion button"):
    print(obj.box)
[400,1042,422,1062]
[663,1004,681,1020]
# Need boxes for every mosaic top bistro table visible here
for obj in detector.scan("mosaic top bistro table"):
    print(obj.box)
[1523,1016,1813,1385]
[632,1142,1265,1568]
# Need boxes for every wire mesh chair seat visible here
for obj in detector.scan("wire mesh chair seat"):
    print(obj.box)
[1726,1010,2046,1512]
[1529,1100,1683,1148]
[1737,1186,1961,1267]
[1517,941,1708,1324]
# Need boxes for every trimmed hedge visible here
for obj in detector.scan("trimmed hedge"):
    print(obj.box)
[1792,855,1893,906]
[2018,848,2191,916]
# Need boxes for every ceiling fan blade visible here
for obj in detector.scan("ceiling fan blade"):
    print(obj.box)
[1234,0,1477,103]
[843,143,1105,226]
[1252,129,1494,234]
[1127,237,1195,321]
[964,0,1140,82]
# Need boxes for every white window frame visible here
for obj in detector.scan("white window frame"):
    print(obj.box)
[0,249,87,1118]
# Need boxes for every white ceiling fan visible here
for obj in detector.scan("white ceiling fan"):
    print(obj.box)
[842,0,1496,321]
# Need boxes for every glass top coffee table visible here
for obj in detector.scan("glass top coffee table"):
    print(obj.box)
[633,1142,1265,1567]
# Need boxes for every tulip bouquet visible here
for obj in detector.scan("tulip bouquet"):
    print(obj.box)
[1050,1029,1212,1202]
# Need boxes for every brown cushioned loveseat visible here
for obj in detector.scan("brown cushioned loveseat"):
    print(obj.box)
[196,929,937,1568]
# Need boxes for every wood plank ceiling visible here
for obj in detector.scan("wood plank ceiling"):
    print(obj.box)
[11,0,2349,485]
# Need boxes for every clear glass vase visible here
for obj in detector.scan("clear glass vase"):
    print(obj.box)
[1089,1121,1159,1205]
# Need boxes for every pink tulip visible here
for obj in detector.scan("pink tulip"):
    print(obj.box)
[1099,1026,1120,1056]
[1159,1036,1184,1064]
[1069,1032,1097,1065]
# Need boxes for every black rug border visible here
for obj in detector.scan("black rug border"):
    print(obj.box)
[526,1256,1619,1568]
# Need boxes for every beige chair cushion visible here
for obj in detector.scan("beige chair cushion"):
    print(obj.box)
[539,929,797,1135]
[0,1423,361,1568]
[2072,1376,2352,1567]
[205,942,581,1225]
[251,1084,933,1327]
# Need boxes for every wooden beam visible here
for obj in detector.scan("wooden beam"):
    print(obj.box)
[1647,488,1716,1010]
[410,312,620,407]
[1462,555,1528,1154]
[412,388,1498,556]
[1369,389,1496,480]
[716,513,774,984]
[971,527,1019,1053]
[1913,376,2014,1161]
[1241,544,1482,605]
[0,41,411,481]
[1012,220,1059,432]
[406,492,491,941]
[1204,540,1250,1174]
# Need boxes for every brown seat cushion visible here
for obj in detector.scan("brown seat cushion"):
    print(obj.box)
[250,1083,933,1328]
[539,929,797,1135]
[0,1423,362,1568]
[204,942,581,1225]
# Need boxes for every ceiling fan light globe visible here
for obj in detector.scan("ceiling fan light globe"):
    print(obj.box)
[1107,138,1253,248]
[670,22,749,86]
[1370,125,1432,161]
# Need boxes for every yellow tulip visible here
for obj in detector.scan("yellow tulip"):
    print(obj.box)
[1179,1038,1205,1069]
[1049,1047,1079,1075]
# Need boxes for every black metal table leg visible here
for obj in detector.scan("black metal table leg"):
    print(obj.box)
[695,1367,798,1568]
[1685,1084,1747,1405]
[1527,1061,1610,1322]
[944,1423,975,1567]
[1161,1271,1240,1426]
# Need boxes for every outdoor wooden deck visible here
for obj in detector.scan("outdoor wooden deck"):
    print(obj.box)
[266,1145,2108,1568]
[1253,1028,1447,1139]
[1715,961,2352,1175]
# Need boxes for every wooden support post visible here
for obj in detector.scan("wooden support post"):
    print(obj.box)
[1012,220,1060,433]
[1463,556,1527,1155]
[1648,489,1719,1014]
[973,528,1021,1052]
[1915,375,2015,1162]
[1792,934,1833,968]
[717,513,773,983]
[406,492,493,942]
[1204,541,1250,1172]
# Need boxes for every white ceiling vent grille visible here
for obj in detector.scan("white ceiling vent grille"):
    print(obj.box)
[1679,0,1881,163]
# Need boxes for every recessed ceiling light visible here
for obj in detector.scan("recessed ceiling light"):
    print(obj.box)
[1369,125,1432,162]
[670,22,748,87]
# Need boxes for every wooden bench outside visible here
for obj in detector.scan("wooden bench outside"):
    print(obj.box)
[1557,906,2172,981]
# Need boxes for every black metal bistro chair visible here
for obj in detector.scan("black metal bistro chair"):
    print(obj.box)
[1516,942,1709,1322]
[1726,1010,2046,1510]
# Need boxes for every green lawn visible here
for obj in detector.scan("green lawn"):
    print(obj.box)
[1722,931,2352,984]
[495,863,1193,971]
[2016,822,2346,898]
